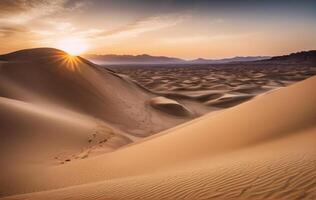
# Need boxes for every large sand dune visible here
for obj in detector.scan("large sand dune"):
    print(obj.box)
[0,48,198,138]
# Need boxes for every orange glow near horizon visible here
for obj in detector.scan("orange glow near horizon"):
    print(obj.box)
[0,1,315,58]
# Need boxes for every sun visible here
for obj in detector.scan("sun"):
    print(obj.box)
[56,37,88,56]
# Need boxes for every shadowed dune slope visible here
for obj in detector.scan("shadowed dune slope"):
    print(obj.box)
[2,76,315,199]
[0,48,193,137]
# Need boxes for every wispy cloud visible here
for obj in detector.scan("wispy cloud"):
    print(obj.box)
[100,15,186,39]
[159,35,208,44]
[0,0,87,43]
[0,0,85,24]
[0,25,29,37]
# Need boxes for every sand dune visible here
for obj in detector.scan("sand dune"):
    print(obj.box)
[0,48,315,199]
[0,48,199,138]
[149,96,192,116]
[0,48,201,196]
[205,94,254,107]
[1,75,315,199]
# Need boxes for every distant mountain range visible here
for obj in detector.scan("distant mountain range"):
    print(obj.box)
[84,50,316,65]
[188,56,270,64]
[263,50,316,64]
[83,54,270,65]
[84,54,183,64]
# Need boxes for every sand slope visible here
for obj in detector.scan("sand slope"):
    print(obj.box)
[0,48,196,138]
[2,75,315,199]
[4,128,316,200]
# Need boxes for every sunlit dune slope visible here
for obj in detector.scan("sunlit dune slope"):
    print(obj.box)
[2,76,315,200]
[5,128,316,200]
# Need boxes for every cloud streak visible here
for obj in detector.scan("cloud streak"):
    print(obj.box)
[0,0,85,24]
[99,15,186,39]
[0,25,29,37]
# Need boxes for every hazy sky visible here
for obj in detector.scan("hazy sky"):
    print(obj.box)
[0,0,316,58]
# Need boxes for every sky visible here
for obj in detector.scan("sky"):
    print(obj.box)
[0,0,316,59]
